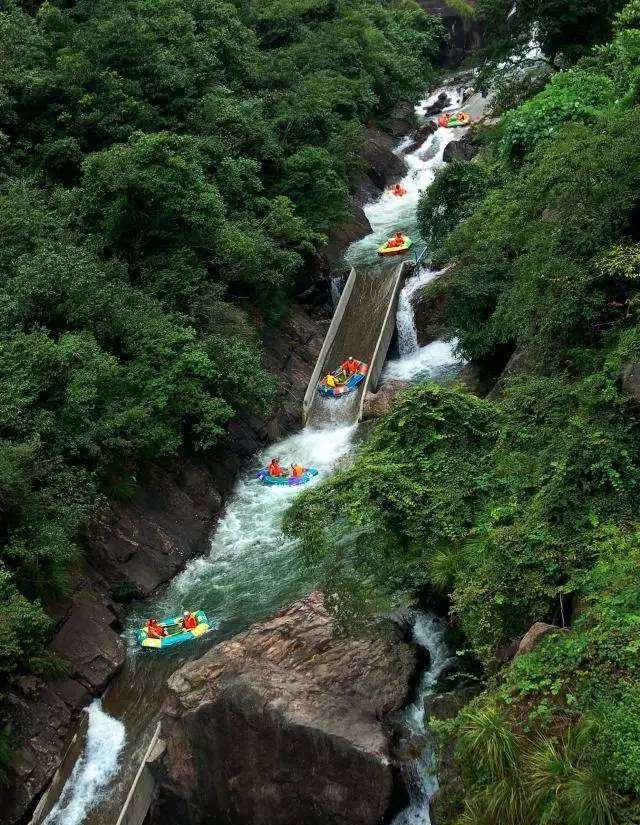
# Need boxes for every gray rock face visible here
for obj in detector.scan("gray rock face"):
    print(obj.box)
[362,379,411,420]
[0,676,90,823]
[416,0,483,67]
[50,596,126,692]
[424,92,451,116]
[412,284,449,347]
[87,457,228,600]
[517,622,565,655]
[443,134,479,163]
[147,592,417,825]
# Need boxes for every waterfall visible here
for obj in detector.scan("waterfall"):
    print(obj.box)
[396,268,440,357]
[43,701,126,825]
[391,615,455,825]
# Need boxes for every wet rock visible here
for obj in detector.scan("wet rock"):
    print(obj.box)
[517,622,565,655]
[390,100,417,138]
[0,677,90,823]
[361,379,411,420]
[403,121,438,155]
[261,303,329,439]
[323,203,372,265]
[87,456,228,600]
[356,127,406,204]
[424,92,451,116]
[443,134,479,163]
[50,596,126,692]
[412,284,449,347]
[424,687,480,722]
[148,592,417,825]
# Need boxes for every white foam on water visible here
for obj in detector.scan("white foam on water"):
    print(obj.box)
[43,700,126,825]
[384,339,461,383]
[344,87,466,269]
[146,421,358,631]
[395,268,441,356]
[391,615,455,825]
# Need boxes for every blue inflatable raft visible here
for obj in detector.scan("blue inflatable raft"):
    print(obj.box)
[256,467,319,486]
[317,360,368,398]
[136,610,212,649]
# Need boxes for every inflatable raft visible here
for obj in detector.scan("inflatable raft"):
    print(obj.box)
[378,236,413,256]
[438,112,471,128]
[256,467,319,486]
[136,610,211,649]
[318,361,368,397]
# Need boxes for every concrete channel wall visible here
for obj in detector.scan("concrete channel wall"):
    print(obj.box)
[303,261,409,427]
[115,723,163,825]
[302,267,357,424]
[28,712,90,825]
[357,260,414,421]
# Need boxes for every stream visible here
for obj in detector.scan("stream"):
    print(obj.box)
[42,78,477,825]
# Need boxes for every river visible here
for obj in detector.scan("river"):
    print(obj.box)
[42,79,475,825]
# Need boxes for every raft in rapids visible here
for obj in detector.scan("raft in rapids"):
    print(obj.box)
[256,467,319,486]
[438,112,471,128]
[136,610,212,649]
[318,361,368,397]
[378,236,413,256]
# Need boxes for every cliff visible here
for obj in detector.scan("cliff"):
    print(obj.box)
[147,592,417,825]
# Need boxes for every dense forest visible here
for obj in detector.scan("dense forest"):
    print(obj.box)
[286,1,640,822]
[0,0,444,698]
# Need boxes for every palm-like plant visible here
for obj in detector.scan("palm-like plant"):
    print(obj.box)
[525,721,618,825]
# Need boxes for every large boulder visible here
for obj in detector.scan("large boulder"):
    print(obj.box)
[412,285,449,347]
[403,121,438,155]
[423,92,451,116]
[50,596,126,692]
[361,379,411,420]
[355,127,406,204]
[0,675,90,822]
[517,622,565,655]
[416,1,483,67]
[147,592,417,825]
[443,134,479,163]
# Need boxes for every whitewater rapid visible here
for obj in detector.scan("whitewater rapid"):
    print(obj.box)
[391,615,455,825]
[44,79,470,825]
[43,701,126,825]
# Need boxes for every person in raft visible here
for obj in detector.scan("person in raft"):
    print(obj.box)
[268,457,286,477]
[392,184,406,196]
[387,231,406,249]
[340,356,360,374]
[291,463,305,478]
[324,373,337,388]
[181,610,198,630]
[146,618,166,639]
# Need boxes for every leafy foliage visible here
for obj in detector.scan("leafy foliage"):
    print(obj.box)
[287,3,640,820]
[0,0,443,680]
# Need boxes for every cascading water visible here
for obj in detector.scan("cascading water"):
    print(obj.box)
[46,79,479,825]
[396,268,440,356]
[43,701,126,825]
[391,615,455,825]
[384,266,463,385]
[344,86,466,270]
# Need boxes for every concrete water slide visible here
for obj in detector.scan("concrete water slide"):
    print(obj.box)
[303,260,414,427]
